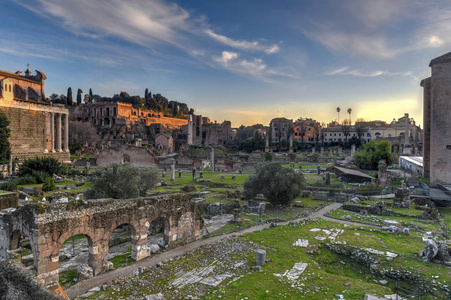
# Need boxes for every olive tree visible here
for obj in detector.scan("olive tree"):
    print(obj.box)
[85,163,159,199]
[244,162,305,206]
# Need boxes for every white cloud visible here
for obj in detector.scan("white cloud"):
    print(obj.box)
[324,67,413,78]
[205,29,279,54]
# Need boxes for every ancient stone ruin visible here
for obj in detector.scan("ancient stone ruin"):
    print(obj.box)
[0,194,204,290]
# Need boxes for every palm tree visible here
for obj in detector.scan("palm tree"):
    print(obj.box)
[347,108,352,124]
[336,107,341,123]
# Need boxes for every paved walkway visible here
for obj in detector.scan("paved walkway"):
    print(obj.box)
[67,202,346,298]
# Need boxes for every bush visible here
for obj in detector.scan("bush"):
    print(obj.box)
[19,157,62,177]
[264,152,273,161]
[0,181,17,191]
[244,162,305,206]
[14,175,37,185]
[84,163,159,199]
[31,170,50,183]
[42,178,56,192]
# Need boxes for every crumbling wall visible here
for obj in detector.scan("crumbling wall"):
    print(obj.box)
[0,192,19,210]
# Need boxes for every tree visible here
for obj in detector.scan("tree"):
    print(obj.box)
[77,89,83,105]
[264,152,273,161]
[347,108,352,124]
[341,119,351,145]
[84,163,159,199]
[299,126,306,147]
[0,112,11,163]
[244,162,305,206]
[89,88,93,103]
[336,107,341,123]
[354,139,394,170]
[67,87,73,106]
[355,118,368,144]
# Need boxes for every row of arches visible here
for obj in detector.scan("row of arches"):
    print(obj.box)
[10,212,197,288]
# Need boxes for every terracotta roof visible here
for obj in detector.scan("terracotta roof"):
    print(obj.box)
[429,51,451,66]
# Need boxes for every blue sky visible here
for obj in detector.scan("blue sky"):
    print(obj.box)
[2,0,451,127]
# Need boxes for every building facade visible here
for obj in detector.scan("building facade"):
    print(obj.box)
[270,117,293,143]
[0,69,70,162]
[69,101,188,130]
[293,118,320,143]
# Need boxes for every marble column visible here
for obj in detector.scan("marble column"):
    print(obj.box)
[50,112,55,152]
[64,114,69,152]
[56,113,62,152]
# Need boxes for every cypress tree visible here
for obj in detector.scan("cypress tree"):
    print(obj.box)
[77,89,83,106]
[89,88,93,103]
[67,87,73,106]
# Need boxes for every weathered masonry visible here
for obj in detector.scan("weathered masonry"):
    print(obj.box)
[421,52,451,185]
[0,194,204,290]
[0,68,70,162]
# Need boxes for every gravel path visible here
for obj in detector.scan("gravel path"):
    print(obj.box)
[67,202,347,298]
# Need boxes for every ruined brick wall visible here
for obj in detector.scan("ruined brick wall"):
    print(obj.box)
[0,106,47,155]
[0,192,18,210]
[96,145,158,167]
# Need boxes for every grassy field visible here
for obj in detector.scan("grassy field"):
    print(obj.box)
[85,218,450,300]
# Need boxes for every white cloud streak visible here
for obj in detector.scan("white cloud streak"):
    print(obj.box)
[17,0,282,80]
[324,67,413,78]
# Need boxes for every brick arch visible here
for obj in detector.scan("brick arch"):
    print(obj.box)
[52,230,95,257]
[105,219,139,242]
[146,214,172,242]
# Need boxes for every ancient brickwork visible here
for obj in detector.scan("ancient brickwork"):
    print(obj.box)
[0,194,204,289]
[421,52,451,185]
[0,192,18,210]
[0,69,70,163]
[96,145,158,167]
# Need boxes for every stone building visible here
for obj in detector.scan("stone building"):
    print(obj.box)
[270,117,293,143]
[0,69,70,162]
[293,117,321,143]
[69,101,188,130]
[155,133,174,153]
[183,114,234,147]
[421,51,451,185]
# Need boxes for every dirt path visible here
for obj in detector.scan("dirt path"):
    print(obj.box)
[67,202,345,298]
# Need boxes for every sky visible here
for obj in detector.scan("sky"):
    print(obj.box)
[2,0,451,128]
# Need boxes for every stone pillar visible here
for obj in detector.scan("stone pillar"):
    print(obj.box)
[338,146,342,154]
[56,113,62,152]
[351,144,356,156]
[321,147,324,154]
[210,147,215,172]
[421,78,431,178]
[403,113,411,155]
[64,113,69,152]
[8,154,12,176]
[170,159,175,181]
[50,112,55,152]
[312,147,316,154]
[192,168,197,182]
[256,249,266,266]
[187,114,193,146]
[131,231,150,261]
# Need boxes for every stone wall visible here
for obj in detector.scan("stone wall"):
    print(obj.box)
[0,194,204,289]
[96,145,158,167]
[0,192,18,210]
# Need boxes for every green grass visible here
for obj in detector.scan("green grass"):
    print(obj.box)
[110,249,132,269]
[63,234,87,244]
[59,269,78,287]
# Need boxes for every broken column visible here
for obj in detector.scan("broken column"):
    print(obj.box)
[256,249,266,266]
[210,147,215,172]
[170,159,175,181]
[192,168,197,182]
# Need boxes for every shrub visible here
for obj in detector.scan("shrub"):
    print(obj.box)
[31,170,50,183]
[0,181,17,191]
[84,163,159,199]
[244,162,305,206]
[19,157,62,177]
[42,178,56,192]
[354,140,394,170]
[14,175,37,185]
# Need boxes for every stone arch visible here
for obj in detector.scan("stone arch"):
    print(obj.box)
[106,107,110,116]
[147,215,171,243]
[106,220,141,261]
[104,117,110,126]
[121,154,130,164]
[105,220,138,242]
[53,230,95,258]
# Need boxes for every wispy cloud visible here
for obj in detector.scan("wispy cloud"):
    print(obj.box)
[17,0,282,80]
[205,29,279,54]
[324,67,412,78]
